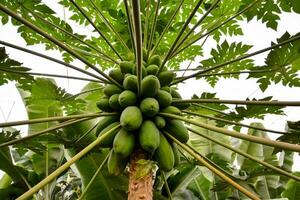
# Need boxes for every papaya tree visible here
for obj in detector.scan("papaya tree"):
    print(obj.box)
[1,0,300,199]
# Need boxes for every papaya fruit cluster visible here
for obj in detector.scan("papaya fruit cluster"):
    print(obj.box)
[96,53,190,175]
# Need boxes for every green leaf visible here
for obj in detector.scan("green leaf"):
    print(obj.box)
[281,172,300,200]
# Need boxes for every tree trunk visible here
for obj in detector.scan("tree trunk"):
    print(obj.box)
[128,149,153,200]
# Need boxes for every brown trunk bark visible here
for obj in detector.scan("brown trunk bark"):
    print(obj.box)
[128,149,153,200]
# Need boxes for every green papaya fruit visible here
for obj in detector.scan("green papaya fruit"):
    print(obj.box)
[146,64,159,75]
[120,61,135,74]
[107,150,127,176]
[118,90,137,107]
[126,52,135,61]
[170,88,181,99]
[172,102,191,110]
[109,68,124,84]
[140,98,159,117]
[139,120,160,153]
[158,71,175,87]
[123,75,138,92]
[141,75,160,97]
[154,116,166,129]
[109,94,122,111]
[161,86,171,93]
[120,106,143,131]
[164,120,189,143]
[104,84,122,97]
[170,88,190,109]
[154,134,175,171]
[95,115,119,136]
[98,122,120,147]
[148,54,162,67]
[132,65,147,78]
[113,128,135,158]
[160,106,181,115]
[143,48,148,62]
[156,90,172,108]
[96,98,113,112]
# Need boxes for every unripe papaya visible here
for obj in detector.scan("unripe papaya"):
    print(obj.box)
[170,88,190,109]
[139,120,160,153]
[132,65,147,78]
[123,75,138,92]
[113,128,135,158]
[98,122,120,147]
[156,90,172,108]
[170,88,181,99]
[109,94,122,111]
[120,61,135,74]
[109,68,124,84]
[146,64,159,75]
[164,120,189,143]
[120,106,143,131]
[96,98,113,112]
[104,84,122,97]
[173,102,191,110]
[160,106,181,115]
[125,52,135,61]
[95,115,119,136]
[143,48,148,62]
[118,90,137,107]
[141,75,160,97]
[154,116,166,129]
[154,134,175,171]
[158,71,175,86]
[148,55,162,67]
[140,98,159,117]
[108,150,127,176]
[161,86,171,93]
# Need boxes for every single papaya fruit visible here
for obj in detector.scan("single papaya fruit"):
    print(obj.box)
[156,90,172,108]
[154,116,166,129]
[104,84,122,97]
[108,150,127,176]
[164,120,189,143]
[109,68,124,84]
[143,48,148,62]
[154,134,175,171]
[95,115,119,136]
[170,88,190,109]
[148,54,162,67]
[109,94,122,111]
[132,65,147,78]
[146,64,159,75]
[98,122,120,147]
[120,61,135,74]
[123,75,138,92]
[141,75,160,97]
[140,98,159,117]
[113,128,135,158]
[139,120,160,153]
[118,90,137,107]
[120,106,143,131]
[158,71,175,86]
[170,87,181,99]
[161,86,171,93]
[96,98,113,112]
[160,106,181,115]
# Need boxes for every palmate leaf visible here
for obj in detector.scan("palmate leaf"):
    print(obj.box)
[249,32,300,91]
[0,47,34,90]
[200,40,254,87]
[279,0,300,14]
[281,172,300,200]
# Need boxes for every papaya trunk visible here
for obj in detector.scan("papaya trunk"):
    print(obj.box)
[128,149,153,200]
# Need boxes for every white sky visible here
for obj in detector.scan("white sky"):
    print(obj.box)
[0,1,300,172]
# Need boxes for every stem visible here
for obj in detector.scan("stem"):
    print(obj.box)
[69,0,123,61]
[187,127,300,182]
[164,131,260,200]
[0,68,103,83]
[170,0,221,56]
[89,0,131,52]
[78,151,110,200]
[143,0,151,50]
[156,0,204,74]
[159,113,300,152]
[16,124,121,200]
[149,0,184,57]
[172,0,260,57]
[172,34,300,85]
[0,40,107,82]
[0,112,117,128]
[183,110,289,134]
[173,99,300,106]
[124,0,135,53]
[147,0,160,54]
[162,172,173,200]
[61,87,103,101]
[131,0,143,96]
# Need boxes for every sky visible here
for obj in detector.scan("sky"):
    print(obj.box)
[0,1,300,172]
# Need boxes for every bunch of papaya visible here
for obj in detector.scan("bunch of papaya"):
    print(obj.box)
[94,53,190,174]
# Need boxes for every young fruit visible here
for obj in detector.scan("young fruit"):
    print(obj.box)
[164,120,189,143]
[139,120,160,153]
[156,90,172,108]
[118,90,137,107]
[148,54,162,67]
[123,75,138,92]
[113,128,135,158]
[104,84,122,97]
[161,86,171,93]
[158,71,175,86]
[96,98,113,112]
[132,65,147,78]
[146,64,159,75]
[170,87,181,99]
[120,61,135,74]
[109,94,122,111]
[160,106,181,115]
[109,68,124,84]
[141,75,160,97]
[120,106,143,131]
[108,150,127,176]
[98,122,120,147]
[140,98,159,117]
[154,116,166,129]
[95,115,119,136]
[154,134,175,171]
